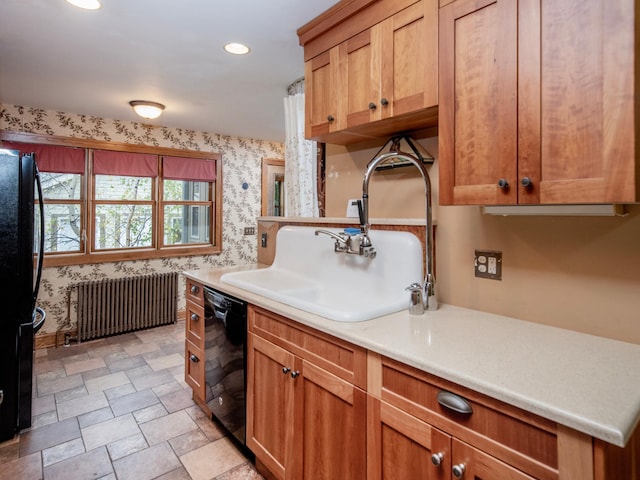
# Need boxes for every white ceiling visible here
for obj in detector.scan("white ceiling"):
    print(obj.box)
[0,0,338,142]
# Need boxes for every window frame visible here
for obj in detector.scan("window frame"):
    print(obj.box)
[38,171,86,255]
[1,131,223,267]
[159,179,214,247]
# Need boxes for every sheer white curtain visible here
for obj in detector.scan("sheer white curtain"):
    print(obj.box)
[283,93,318,217]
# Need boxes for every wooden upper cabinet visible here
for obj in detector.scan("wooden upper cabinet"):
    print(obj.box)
[535,0,637,204]
[305,49,342,139]
[343,29,380,129]
[439,0,639,205]
[383,1,438,119]
[299,0,439,145]
[439,0,518,205]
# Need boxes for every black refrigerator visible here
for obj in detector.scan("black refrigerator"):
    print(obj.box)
[0,148,46,441]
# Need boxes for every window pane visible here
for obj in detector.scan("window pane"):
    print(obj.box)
[163,180,209,201]
[95,175,152,201]
[94,204,152,249]
[164,205,210,245]
[40,173,82,200]
[42,204,81,252]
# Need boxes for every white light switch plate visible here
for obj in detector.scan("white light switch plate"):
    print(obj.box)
[346,199,360,218]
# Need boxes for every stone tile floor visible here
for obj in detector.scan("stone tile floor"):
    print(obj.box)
[0,321,264,480]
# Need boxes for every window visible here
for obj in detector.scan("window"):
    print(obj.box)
[161,156,217,247]
[41,172,83,253]
[92,150,157,251]
[0,133,222,266]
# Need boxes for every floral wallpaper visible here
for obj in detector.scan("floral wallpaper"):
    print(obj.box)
[0,104,284,336]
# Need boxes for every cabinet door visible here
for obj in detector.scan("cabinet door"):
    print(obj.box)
[185,300,205,346]
[296,360,367,480]
[532,0,637,203]
[341,29,382,128]
[368,397,451,480]
[439,0,518,205]
[452,439,536,480]
[247,333,296,480]
[380,0,438,120]
[184,339,205,401]
[305,48,343,139]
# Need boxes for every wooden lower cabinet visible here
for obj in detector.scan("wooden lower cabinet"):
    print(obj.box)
[368,397,537,480]
[368,396,450,479]
[246,306,640,480]
[450,439,537,480]
[247,333,294,479]
[247,307,367,480]
[298,361,366,479]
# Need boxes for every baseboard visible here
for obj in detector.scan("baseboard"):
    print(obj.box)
[35,329,77,350]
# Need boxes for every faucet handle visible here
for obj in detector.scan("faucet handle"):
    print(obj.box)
[356,199,366,231]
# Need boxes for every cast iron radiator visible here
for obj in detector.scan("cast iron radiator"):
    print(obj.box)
[76,272,178,342]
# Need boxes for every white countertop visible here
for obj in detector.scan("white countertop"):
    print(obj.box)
[184,265,640,448]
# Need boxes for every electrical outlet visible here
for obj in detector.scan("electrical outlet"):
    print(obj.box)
[244,227,255,235]
[475,250,502,280]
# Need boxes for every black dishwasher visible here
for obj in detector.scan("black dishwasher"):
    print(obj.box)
[202,286,248,447]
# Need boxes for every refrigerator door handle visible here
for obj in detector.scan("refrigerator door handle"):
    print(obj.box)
[34,307,46,333]
[33,161,45,303]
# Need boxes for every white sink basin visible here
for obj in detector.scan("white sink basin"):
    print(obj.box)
[220,226,423,322]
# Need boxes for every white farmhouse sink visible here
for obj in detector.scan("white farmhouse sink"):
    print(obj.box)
[220,226,423,322]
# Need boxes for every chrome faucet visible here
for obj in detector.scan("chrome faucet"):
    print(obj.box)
[362,151,438,311]
[314,228,375,257]
[314,229,348,253]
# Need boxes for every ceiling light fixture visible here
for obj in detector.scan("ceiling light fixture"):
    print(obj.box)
[129,101,165,119]
[65,0,102,10]
[224,43,250,55]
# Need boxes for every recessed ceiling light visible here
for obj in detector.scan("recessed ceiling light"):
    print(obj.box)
[65,0,102,10]
[224,43,250,55]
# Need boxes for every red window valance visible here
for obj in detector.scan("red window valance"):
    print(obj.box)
[163,156,217,182]
[93,150,158,177]
[1,141,85,174]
